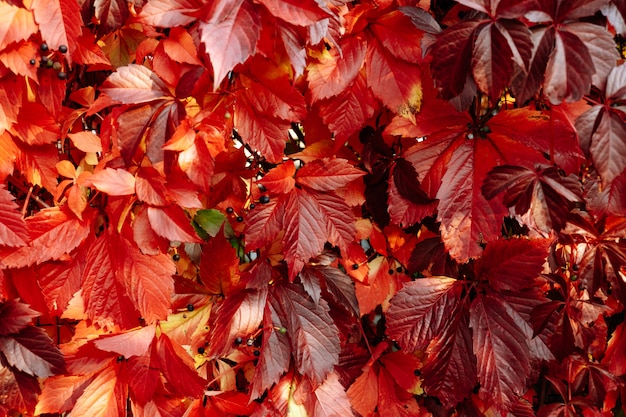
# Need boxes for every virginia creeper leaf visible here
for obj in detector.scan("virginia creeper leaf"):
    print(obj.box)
[273,283,340,384]
[0,326,65,377]
[100,64,171,103]
[387,277,463,351]
[295,158,365,192]
[0,3,37,51]
[199,0,261,90]
[0,184,28,248]
[0,299,39,336]
[31,0,83,62]
[0,206,91,268]
[470,295,531,412]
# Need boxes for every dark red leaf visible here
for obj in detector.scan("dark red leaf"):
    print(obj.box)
[470,295,531,412]
[273,282,340,384]
[0,326,66,377]
[0,299,39,336]
[387,277,463,351]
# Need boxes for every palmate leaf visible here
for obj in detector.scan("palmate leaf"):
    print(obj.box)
[482,165,583,232]
[430,0,533,103]
[246,169,359,279]
[576,64,626,187]
[515,0,619,104]
[399,102,578,261]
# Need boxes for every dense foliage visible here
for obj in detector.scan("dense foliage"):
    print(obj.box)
[1,0,626,416]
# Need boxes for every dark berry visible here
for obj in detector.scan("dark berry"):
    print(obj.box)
[396,266,403,273]
[59,44,68,53]
[29,58,36,65]
[226,207,234,214]
[234,337,243,345]
[186,304,194,311]
[249,203,255,209]
[197,347,205,354]
[57,71,67,80]
[52,61,62,71]
[259,195,270,204]
[236,216,244,222]
[253,350,260,357]
[351,263,359,270]
[572,264,579,271]
[40,56,48,64]
[116,355,125,362]
[388,269,394,275]
[40,42,49,52]
[414,369,421,376]
[172,253,180,261]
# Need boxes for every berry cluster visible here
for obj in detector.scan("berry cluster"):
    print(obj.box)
[30,42,68,80]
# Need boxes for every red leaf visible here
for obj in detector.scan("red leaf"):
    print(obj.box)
[387,277,463,351]
[0,326,65,377]
[249,300,291,399]
[35,373,95,414]
[66,364,124,417]
[317,72,378,140]
[199,0,261,90]
[274,283,340,384]
[30,0,83,63]
[208,287,267,358]
[147,206,202,243]
[366,39,422,117]
[259,160,297,194]
[0,3,37,51]
[470,295,531,412]
[295,158,365,192]
[100,64,171,103]
[482,165,583,232]
[137,0,202,27]
[156,332,206,397]
[0,299,39,336]
[0,207,91,268]
[80,167,136,196]
[478,238,552,291]
[422,306,476,408]
[313,372,352,417]
[81,231,174,327]
[67,131,103,153]
[430,20,481,100]
[255,0,329,26]
[0,184,28,247]
[307,35,367,102]
[234,99,289,163]
[282,189,329,278]
[241,63,307,121]
[93,325,155,359]
[0,366,40,415]
[94,0,129,34]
